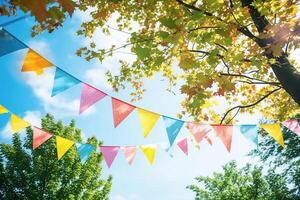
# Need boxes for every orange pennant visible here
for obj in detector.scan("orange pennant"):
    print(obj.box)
[212,125,233,152]
[21,49,53,75]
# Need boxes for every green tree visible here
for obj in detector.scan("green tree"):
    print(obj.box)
[0,114,112,200]
[1,0,300,123]
[187,161,297,200]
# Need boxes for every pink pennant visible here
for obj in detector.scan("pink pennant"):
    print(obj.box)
[177,138,188,156]
[33,127,53,150]
[112,98,135,127]
[205,135,213,145]
[122,146,137,165]
[186,122,212,143]
[212,125,233,152]
[282,119,300,136]
[100,146,120,168]
[79,83,107,114]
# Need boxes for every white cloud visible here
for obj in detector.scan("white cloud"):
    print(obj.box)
[1,110,41,138]
[85,66,112,91]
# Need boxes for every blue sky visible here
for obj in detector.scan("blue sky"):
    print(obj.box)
[0,12,260,200]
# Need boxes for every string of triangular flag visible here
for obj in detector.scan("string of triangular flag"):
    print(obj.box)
[1,27,298,145]
[1,104,300,168]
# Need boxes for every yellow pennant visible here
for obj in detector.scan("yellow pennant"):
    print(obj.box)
[140,145,156,165]
[10,114,30,133]
[0,105,8,114]
[21,49,53,75]
[56,136,75,160]
[137,108,160,138]
[260,124,285,147]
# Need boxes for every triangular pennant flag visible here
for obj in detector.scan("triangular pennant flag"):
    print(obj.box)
[56,136,75,160]
[177,138,188,156]
[0,105,9,114]
[10,114,30,133]
[76,143,96,164]
[212,125,233,152]
[260,124,285,147]
[0,28,27,57]
[158,142,174,157]
[186,122,212,143]
[282,119,300,137]
[100,146,120,168]
[140,145,156,165]
[22,49,53,75]
[239,125,258,145]
[112,98,135,127]
[205,135,213,146]
[79,83,107,114]
[33,127,53,150]
[51,68,81,96]
[137,108,160,138]
[122,146,137,165]
[163,116,184,146]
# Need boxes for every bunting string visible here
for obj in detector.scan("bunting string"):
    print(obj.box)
[0,104,299,168]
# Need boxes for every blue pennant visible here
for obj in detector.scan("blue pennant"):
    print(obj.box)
[76,143,96,164]
[239,125,258,145]
[51,68,81,96]
[163,116,184,146]
[0,28,27,57]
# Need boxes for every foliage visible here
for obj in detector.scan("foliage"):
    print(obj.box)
[2,0,300,123]
[187,161,298,200]
[0,114,112,200]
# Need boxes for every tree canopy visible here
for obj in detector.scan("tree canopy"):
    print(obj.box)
[1,0,300,123]
[0,114,112,200]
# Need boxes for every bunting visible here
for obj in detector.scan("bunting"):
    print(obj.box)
[163,116,184,146]
[282,119,300,137]
[76,143,96,164]
[56,136,75,160]
[212,125,233,152]
[260,124,285,147]
[0,105,8,114]
[100,146,120,168]
[138,109,160,138]
[0,28,27,57]
[112,98,135,127]
[10,114,30,133]
[21,49,53,75]
[51,68,80,96]
[32,127,53,150]
[140,145,156,165]
[239,125,258,145]
[122,146,137,165]
[186,122,212,144]
[177,138,188,156]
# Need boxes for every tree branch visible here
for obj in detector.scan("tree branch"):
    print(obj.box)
[220,73,281,86]
[220,87,282,124]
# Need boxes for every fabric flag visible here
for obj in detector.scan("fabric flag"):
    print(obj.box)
[0,105,8,114]
[140,145,156,165]
[100,146,120,168]
[33,127,53,150]
[10,114,30,133]
[0,28,27,57]
[186,122,212,143]
[122,146,137,165]
[79,83,107,114]
[56,136,75,160]
[212,125,233,152]
[163,116,184,146]
[177,138,188,156]
[51,68,81,96]
[138,108,160,138]
[76,143,96,164]
[239,125,258,145]
[205,135,213,146]
[112,98,135,127]
[260,124,285,147]
[159,142,174,158]
[282,119,300,137]
[22,49,53,75]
